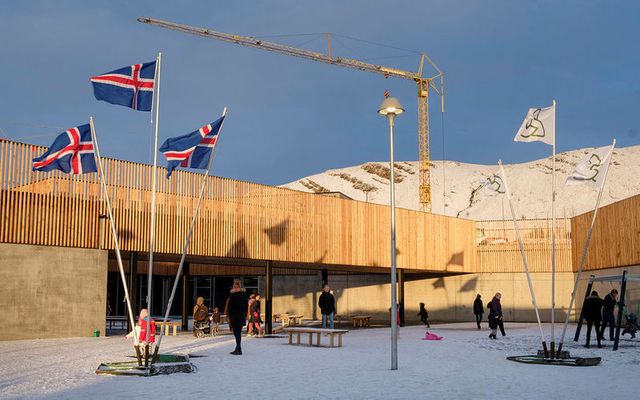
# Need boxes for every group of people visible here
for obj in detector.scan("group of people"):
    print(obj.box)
[473,293,506,339]
[582,289,619,348]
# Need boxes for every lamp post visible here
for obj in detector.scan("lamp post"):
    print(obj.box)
[378,96,404,370]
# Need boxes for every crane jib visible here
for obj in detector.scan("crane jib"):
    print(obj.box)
[137,16,442,212]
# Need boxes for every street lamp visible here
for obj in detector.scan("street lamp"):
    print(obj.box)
[378,96,404,371]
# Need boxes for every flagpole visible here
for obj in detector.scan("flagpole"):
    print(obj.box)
[152,108,228,363]
[90,117,142,363]
[145,52,162,367]
[550,99,557,357]
[557,139,616,354]
[500,160,549,357]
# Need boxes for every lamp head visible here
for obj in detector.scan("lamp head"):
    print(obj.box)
[378,97,404,117]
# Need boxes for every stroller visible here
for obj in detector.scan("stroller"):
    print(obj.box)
[622,312,638,339]
[193,318,213,338]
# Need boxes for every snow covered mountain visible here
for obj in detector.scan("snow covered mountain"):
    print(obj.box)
[280,145,640,220]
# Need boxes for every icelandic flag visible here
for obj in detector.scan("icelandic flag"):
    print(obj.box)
[32,124,98,175]
[159,116,225,178]
[90,61,156,111]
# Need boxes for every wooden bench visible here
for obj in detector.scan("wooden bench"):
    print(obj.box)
[154,321,181,336]
[106,316,128,330]
[351,315,371,327]
[284,327,348,348]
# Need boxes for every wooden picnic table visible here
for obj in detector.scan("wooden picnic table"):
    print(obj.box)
[276,313,304,326]
[334,314,350,324]
[154,320,181,336]
[351,315,371,327]
[283,327,348,348]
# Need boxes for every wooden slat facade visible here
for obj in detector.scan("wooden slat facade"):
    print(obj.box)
[476,219,572,273]
[0,139,476,273]
[571,194,640,271]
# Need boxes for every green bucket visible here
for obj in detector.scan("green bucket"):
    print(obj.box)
[93,329,100,337]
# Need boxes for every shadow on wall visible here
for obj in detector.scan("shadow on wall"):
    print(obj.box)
[263,218,289,246]
[423,307,572,325]
[226,238,250,258]
[459,277,478,292]
[446,251,464,267]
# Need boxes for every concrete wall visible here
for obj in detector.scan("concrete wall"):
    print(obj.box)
[268,266,640,325]
[0,243,107,340]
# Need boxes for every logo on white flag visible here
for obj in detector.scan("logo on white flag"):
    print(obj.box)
[522,108,546,139]
[566,144,614,187]
[514,105,555,145]
[482,172,506,195]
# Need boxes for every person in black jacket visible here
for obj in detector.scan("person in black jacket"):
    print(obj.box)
[473,294,483,330]
[318,284,336,329]
[488,293,503,339]
[583,290,604,348]
[417,302,430,328]
[225,279,248,355]
[599,289,618,341]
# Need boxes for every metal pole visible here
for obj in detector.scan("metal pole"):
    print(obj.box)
[613,271,627,351]
[550,99,557,357]
[153,108,227,362]
[388,113,398,370]
[573,277,594,342]
[89,118,140,352]
[265,260,273,334]
[145,52,162,366]
[557,139,615,354]
[500,161,548,357]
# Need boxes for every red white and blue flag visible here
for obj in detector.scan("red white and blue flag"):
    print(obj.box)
[160,116,225,178]
[32,124,97,175]
[90,61,156,111]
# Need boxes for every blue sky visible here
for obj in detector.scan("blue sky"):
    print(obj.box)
[1,1,638,185]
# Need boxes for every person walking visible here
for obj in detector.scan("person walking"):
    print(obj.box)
[473,294,484,330]
[488,293,503,339]
[600,289,618,341]
[319,284,336,329]
[246,294,256,336]
[417,302,430,328]
[248,293,264,337]
[225,279,248,355]
[583,290,604,348]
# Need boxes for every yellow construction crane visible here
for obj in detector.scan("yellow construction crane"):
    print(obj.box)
[138,17,444,212]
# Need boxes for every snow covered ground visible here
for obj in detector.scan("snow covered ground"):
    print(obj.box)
[1,322,638,399]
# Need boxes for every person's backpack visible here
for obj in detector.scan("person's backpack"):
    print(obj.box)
[195,304,208,321]
[486,301,492,310]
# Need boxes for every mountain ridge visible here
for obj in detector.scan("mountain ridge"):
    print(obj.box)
[280,145,640,220]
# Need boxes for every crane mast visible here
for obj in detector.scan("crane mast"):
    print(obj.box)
[138,17,443,212]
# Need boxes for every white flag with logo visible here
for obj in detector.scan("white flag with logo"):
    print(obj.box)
[565,144,614,187]
[481,169,507,196]
[514,105,555,145]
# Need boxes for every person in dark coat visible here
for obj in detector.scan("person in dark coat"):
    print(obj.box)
[225,279,248,355]
[318,284,336,329]
[417,302,430,328]
[583,290,604,348]
[488,293,503,339]
[473,294,484,330]
[599,289,618,341]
